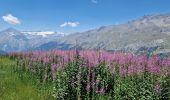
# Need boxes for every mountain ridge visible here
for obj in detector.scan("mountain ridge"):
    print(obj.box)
[1,12,170,55]
[38,12,170,54]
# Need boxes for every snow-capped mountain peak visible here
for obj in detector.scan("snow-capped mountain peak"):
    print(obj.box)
[0,28,65,52]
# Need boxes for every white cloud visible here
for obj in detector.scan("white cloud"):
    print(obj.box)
[2,14,21,25]
[60,21,80,27]
[91,0,98,4]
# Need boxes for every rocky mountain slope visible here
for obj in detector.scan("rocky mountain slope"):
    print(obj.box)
[37,13,170,54]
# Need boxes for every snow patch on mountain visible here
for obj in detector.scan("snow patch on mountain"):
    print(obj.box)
[22,31,64,37]
[22,31,56,37]
[8,32,16,36]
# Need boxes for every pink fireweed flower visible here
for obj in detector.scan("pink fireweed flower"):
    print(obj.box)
[96,87,105,94]
[37,56,42,62]
[86,83,91,92]
[51,64,59,81]
[91,72,96,91]
[137,55,148,64]
[88,56,98,67]
[107,62,115,74]
[161,59,170,75]
[119,67,127,76]
[51,64,59,71]
[118,54,130,65]
[136,65,145,74]
[154,83,161,94]
[148,55,161,65]
[92,81,96,86]
[147,64,160,74]
[83,51,99,66]
[63,55,70,64]
[43,57,50,63]
[127,65,136,75]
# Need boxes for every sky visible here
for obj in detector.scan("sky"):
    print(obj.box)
[0,0,170,34]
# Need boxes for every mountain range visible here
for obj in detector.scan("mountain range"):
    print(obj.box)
[1,13,170,55]
[0,28,64,52]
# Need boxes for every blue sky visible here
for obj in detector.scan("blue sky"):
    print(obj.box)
[0,0,170,34]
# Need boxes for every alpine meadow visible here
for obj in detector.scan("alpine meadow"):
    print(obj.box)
[0,0,170,100]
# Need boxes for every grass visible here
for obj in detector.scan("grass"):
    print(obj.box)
[0,57,54,100]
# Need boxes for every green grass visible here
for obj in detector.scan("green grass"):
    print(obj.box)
[0,57,54,100]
